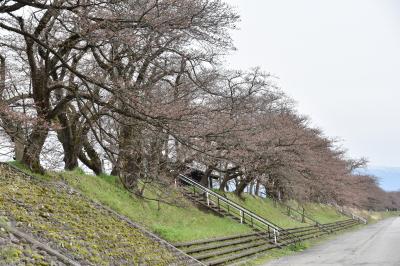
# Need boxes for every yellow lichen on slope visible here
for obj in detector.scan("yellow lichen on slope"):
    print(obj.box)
[0,164,176,265]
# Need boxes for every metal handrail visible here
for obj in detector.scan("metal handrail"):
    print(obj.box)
[333,203,367,224]
[178,174,283,233]
[338,208,367,224]
[261,192,321,226]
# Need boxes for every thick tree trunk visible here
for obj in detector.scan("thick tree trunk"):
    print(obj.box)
[118,123,142,190]
[235,176,254,197]
[219,175,231,192]
[235,180,248,197]
[15,138,25,161]
[21,126,49,174]
[78,136,103,175]
[219,171,241,192]
[201,166,213,188]
[61,140,79,170]
[19,27,51,173]
[111,164,120,176]
[56,113,80,170]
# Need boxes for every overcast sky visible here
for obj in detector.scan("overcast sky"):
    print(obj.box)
[226,0,400,167]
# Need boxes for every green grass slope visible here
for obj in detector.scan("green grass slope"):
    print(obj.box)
[62,171,253,242]
[8,162,252,243]
[5,161,380,245]
[224,194,305,228]
[224,193,348,228]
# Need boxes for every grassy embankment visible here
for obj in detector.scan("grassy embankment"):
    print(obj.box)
[8,162,251,243]
[7,161,353,242]
[0,163,176,265]
[4,161,398,265]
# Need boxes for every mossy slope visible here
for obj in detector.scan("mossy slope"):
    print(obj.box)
[0,164,177,265]
[7,162,252,243]
[0,221,68,266]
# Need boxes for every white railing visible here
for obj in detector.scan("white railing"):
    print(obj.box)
[334,204,368,224]
[178,174,287,244]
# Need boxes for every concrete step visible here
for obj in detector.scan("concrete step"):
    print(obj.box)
[203,242,276,265]
[193,239,271,260]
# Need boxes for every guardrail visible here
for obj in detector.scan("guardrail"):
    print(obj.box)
[332,203,367,224]
[177,174,365,248]
[261,192,321,226]
[178,174,288,244]
[336,207,368,224]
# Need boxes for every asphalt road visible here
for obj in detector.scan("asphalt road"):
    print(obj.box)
[265,217,400,266]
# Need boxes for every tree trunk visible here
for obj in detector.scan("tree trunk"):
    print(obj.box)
[21,125,49,173]
[235,176,254,197]
[20,30,51,173]
[201,166,213,188]
[235,179,249,197]
[78,136,103,175]
[56,112,81,170]
[219,172,241,192]
[0,54,26,161]
[61,140,79,170]
[249,182,255,195]
[255,181,260,196]
[118,123,143,190]
[15,138,25,161]
[111,164,120,176]
[219,175,230,191]
[0,55,4,91]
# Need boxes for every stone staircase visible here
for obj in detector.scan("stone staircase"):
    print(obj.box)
[174,219,359,265]
[175,232,275,265]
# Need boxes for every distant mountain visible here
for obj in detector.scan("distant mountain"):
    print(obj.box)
[357,167,400,192]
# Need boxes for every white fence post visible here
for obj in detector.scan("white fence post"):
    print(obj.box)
[240,210,243,224]
[273,229,277,244]
[206,192,210,206]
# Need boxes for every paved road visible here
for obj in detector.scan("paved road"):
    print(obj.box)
[265,217,400,266]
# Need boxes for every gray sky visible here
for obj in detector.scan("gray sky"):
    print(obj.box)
[226,0,400,167]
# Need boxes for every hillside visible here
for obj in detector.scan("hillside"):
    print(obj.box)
[5,162,355,240]
[0,163,195,265]
[1,162,394,265]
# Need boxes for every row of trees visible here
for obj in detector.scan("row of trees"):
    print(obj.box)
[0,0,397,211]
